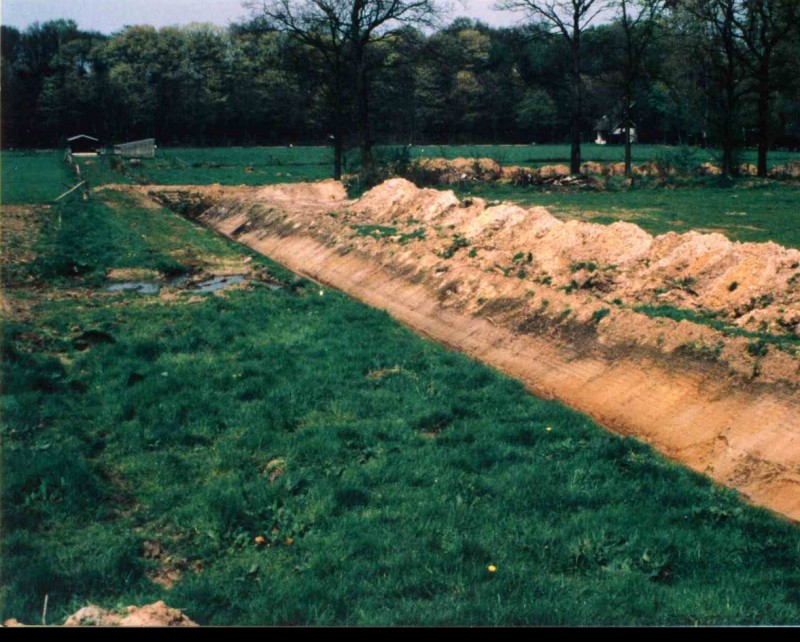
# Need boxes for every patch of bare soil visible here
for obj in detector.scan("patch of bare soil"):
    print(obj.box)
[63,601,197,627]
[3,601,197,627]
[2,204,46,320]
[1,204,44,267]
[114,179,800,521]
[404,157,800,186]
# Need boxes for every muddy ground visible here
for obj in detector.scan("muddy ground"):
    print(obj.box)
[102,180,800,521]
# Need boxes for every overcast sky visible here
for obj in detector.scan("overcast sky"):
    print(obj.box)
[1,0,521,33]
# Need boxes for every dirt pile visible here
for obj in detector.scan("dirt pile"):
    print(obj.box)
[403,157,800,185]
[3,601,197,627]
[112,178,800,521]
[410,157,503,183]
[402,157,794,185]
[348,179,800,338]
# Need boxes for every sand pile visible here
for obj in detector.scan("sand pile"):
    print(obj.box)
[410,157,503,183]
[351,179,800,335]
[353,178,460,222]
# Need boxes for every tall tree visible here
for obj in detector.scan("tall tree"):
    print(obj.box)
[613,0,666,176]
[497,0,608,174]
[734,0,797,176]
[679,0,748,176]
[245,0,440,178]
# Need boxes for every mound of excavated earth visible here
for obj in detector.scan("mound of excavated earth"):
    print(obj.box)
[109,179,800,521]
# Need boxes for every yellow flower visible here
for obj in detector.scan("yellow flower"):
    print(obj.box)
[254,536,266,545]
[487,565,497,573]
[546,426,553,432]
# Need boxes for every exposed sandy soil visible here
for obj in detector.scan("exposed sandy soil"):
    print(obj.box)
[104,179,800,521]
[63,601,197,626]
[3,601,197,627]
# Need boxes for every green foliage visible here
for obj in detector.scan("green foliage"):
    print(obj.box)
[441,234,470,259]
[652,146,697,175]
[746,339,769,358]
[398,228,427,244]
[571,261,598,273]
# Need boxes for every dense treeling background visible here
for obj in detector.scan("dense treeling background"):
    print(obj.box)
[2,9,800,151]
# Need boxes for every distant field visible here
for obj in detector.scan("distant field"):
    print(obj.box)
[1,151,72,204]
[122,147,335,186]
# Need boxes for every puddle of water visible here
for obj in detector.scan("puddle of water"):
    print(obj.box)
[107,274,281,295]
[107,281,160,294]
[190,275,246,293]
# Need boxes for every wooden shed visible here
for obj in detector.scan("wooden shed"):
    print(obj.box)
[67,134,101,155]
[113,139,156,159]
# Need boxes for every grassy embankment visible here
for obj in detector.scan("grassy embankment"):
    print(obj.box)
[3,152,800,625]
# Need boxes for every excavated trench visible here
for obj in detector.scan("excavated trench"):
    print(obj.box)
[106,180,800,522]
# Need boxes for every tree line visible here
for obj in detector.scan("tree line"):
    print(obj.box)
[2,0,799,177]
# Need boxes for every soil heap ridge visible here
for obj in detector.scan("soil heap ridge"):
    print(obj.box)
[354,179,800,338]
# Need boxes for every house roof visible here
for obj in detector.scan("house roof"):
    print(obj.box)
[67,135,99,142]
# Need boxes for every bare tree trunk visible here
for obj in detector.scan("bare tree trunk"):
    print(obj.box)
[756,56,770,177]
[623,84,632,177]
[357,57,373,173]
[334,131,343,180]
[570,25,582,175]
[624,120,632,176]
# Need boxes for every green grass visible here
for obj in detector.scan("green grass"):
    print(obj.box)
[1,151,73,204]
[4,189,800,625]
[121,147,336,187]
[455,181,800,249]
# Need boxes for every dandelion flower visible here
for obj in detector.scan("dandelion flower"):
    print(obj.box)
[488,565,497,573]
[546,426,553,432]
[254,536,266,545]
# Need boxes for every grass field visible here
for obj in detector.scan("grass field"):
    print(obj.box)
[4,152,800,625]
[1,151,73,204]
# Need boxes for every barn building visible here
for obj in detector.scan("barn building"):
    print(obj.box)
[67,134,101,155]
